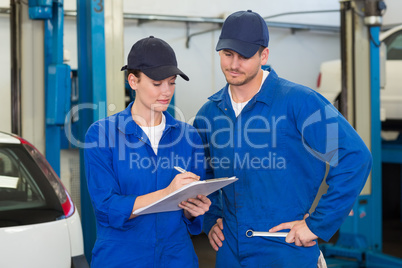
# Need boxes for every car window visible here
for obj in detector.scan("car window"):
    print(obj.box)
[384,30,402,60]
[0,149,46,208]
[0,145,64,227]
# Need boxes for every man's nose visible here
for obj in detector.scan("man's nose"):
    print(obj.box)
[230,55,240,69]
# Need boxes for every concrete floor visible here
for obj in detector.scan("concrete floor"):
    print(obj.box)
[192,219,402,267]
[192,233,216,268]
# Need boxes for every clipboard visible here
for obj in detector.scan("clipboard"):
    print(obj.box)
[133,176,238,215]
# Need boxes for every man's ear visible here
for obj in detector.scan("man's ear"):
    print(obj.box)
[261,48,269,66]
[128,73,138,90]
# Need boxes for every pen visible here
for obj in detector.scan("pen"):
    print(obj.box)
[174,166,187,174]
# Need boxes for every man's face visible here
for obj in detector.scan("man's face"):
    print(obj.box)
[219,48,268,87]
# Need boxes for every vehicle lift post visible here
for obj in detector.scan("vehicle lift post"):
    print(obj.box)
[25,0,71,176]
[76,0,108,263]
[320,1,402,266]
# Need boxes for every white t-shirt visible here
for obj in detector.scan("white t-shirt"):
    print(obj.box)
[139,113,166,155]
[229,70,269,117]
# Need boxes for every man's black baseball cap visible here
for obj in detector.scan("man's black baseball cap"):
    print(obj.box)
[216,10,269,58]
[121,36,189,81]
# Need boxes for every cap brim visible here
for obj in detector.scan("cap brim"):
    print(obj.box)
[216,38,260,58]
[142,65,189,81]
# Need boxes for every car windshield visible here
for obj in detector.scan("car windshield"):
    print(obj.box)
[0,144,64,227]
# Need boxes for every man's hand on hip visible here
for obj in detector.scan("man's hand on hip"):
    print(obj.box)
[208,218,225,251]
[269,214,318,247]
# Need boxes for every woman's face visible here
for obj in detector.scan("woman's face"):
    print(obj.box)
[129,72,176,113]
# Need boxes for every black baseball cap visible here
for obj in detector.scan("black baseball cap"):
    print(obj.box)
[121,36,189,81]
[216,10,269,58]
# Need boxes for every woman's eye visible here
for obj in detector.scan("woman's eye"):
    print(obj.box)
[153,83,161,86]
[170,82,176,85]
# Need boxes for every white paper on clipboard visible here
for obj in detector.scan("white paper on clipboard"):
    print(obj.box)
[133,176,238,216]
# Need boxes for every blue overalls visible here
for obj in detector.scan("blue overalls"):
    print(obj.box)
[85,102,206,267]
[193,68,372,267]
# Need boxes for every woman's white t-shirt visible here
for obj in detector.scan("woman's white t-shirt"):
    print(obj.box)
[139,113,166,155]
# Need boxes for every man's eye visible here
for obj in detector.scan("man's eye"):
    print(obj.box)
[153,83,161,86]
[170,82,176,85]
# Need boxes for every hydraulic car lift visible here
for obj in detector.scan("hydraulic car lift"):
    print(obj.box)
[320,1,402,266]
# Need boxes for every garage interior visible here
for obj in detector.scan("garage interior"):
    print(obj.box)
[1,0,402,267]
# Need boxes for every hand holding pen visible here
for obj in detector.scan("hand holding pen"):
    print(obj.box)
[165,166,200,194]
[169,166,211,219]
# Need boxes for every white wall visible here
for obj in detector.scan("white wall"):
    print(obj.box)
[1,0,402,131]
[123,0,340,24]
[121,0,341,121]
[121,21,342,122]
[383,1,402,26]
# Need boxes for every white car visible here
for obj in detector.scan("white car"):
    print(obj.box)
[0,132,88,268]
[316,25,402,125]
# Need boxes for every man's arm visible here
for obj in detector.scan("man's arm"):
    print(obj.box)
[270,92,372,245]
[300,94,372,242]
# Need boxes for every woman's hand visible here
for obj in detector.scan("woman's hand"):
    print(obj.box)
[165,172,200,194]
[180,194,211,219]
[165,172,211,219]
[131,172,201,219]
